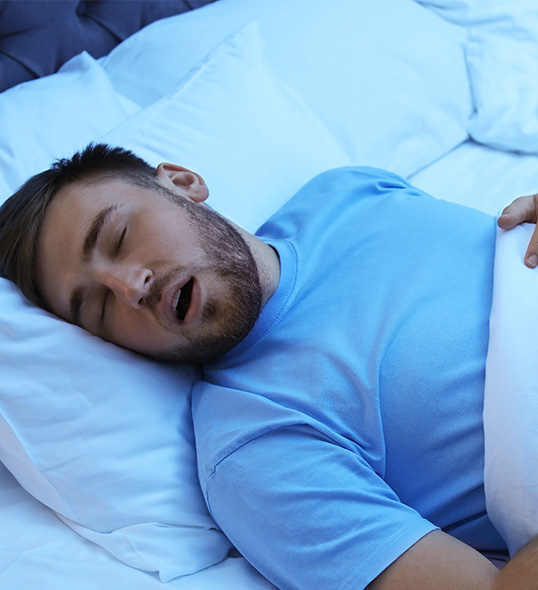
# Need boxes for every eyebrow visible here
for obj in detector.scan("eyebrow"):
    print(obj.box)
[82,205,118,262]
[69,205,117,325]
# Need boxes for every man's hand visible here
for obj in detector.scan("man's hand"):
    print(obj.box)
[497,193,538,267]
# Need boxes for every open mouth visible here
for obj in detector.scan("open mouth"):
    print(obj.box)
[174,278,194,321]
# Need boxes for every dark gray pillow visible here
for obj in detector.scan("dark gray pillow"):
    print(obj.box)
[0,0,215,92]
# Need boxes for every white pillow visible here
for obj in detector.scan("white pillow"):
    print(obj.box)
[103,22,352,232]
[466,29,538,153]
[0,279,232,581]
[0,51,138,203]
[102,0,472,177]
[0,24,348,581]
[417,0,538,152]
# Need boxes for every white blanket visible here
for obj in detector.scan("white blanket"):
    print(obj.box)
[484,222,538,556]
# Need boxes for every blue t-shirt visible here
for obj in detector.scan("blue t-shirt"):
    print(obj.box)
[191,167,507,590]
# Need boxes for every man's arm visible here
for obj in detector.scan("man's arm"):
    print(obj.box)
[207,425,527,590]
[498,192,538,267]
[494,535,538,588]
[367,529,538,590]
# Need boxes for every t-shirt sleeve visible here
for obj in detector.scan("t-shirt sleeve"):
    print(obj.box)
[204,424,437,590]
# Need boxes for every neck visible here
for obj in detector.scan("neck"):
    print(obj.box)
[238,229,281,307]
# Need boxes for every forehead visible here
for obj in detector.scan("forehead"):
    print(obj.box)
[40,177,170,245]
[49,177,148,214]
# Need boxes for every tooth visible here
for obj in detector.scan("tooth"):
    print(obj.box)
[174,289,182,310]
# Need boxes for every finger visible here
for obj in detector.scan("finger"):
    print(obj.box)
[525,224,538,268]
[497,194,538,230]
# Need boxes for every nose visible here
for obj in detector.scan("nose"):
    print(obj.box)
[97,265,153,308]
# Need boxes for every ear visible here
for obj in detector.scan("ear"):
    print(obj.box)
[155,163,209,203]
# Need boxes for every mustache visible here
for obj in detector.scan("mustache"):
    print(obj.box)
[143,269,179,313]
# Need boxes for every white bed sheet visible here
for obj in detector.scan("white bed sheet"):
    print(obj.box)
[409,140,538,217]
[483,222,538,558]
[0,465,276,590]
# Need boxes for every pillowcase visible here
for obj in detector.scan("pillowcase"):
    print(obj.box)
[0,51,138,204]
[102,0,473,177]
[103,22,352,232]
[0,279,232,582]
[417,0,538,152]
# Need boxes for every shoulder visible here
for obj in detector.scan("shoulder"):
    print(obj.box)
[284,166,423,218]
[298,166,410,194]
[262,166,412,225]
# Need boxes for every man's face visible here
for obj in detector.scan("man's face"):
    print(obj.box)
[36,169,263,364]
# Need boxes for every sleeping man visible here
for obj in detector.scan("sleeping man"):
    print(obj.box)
[0,143,537,590]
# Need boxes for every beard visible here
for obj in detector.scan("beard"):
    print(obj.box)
[147,191,264,365]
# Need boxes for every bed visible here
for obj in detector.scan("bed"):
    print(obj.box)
[1,0,537,587]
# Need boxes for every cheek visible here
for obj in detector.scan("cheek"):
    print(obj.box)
[143,214,190,250]
[106,307,175,356]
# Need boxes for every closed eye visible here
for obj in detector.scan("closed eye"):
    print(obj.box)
[115,227,127,257]
[100,289,111,324]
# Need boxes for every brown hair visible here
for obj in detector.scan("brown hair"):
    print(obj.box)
[0,144,161,308]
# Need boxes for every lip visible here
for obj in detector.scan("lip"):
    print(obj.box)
[161,276,201,327]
